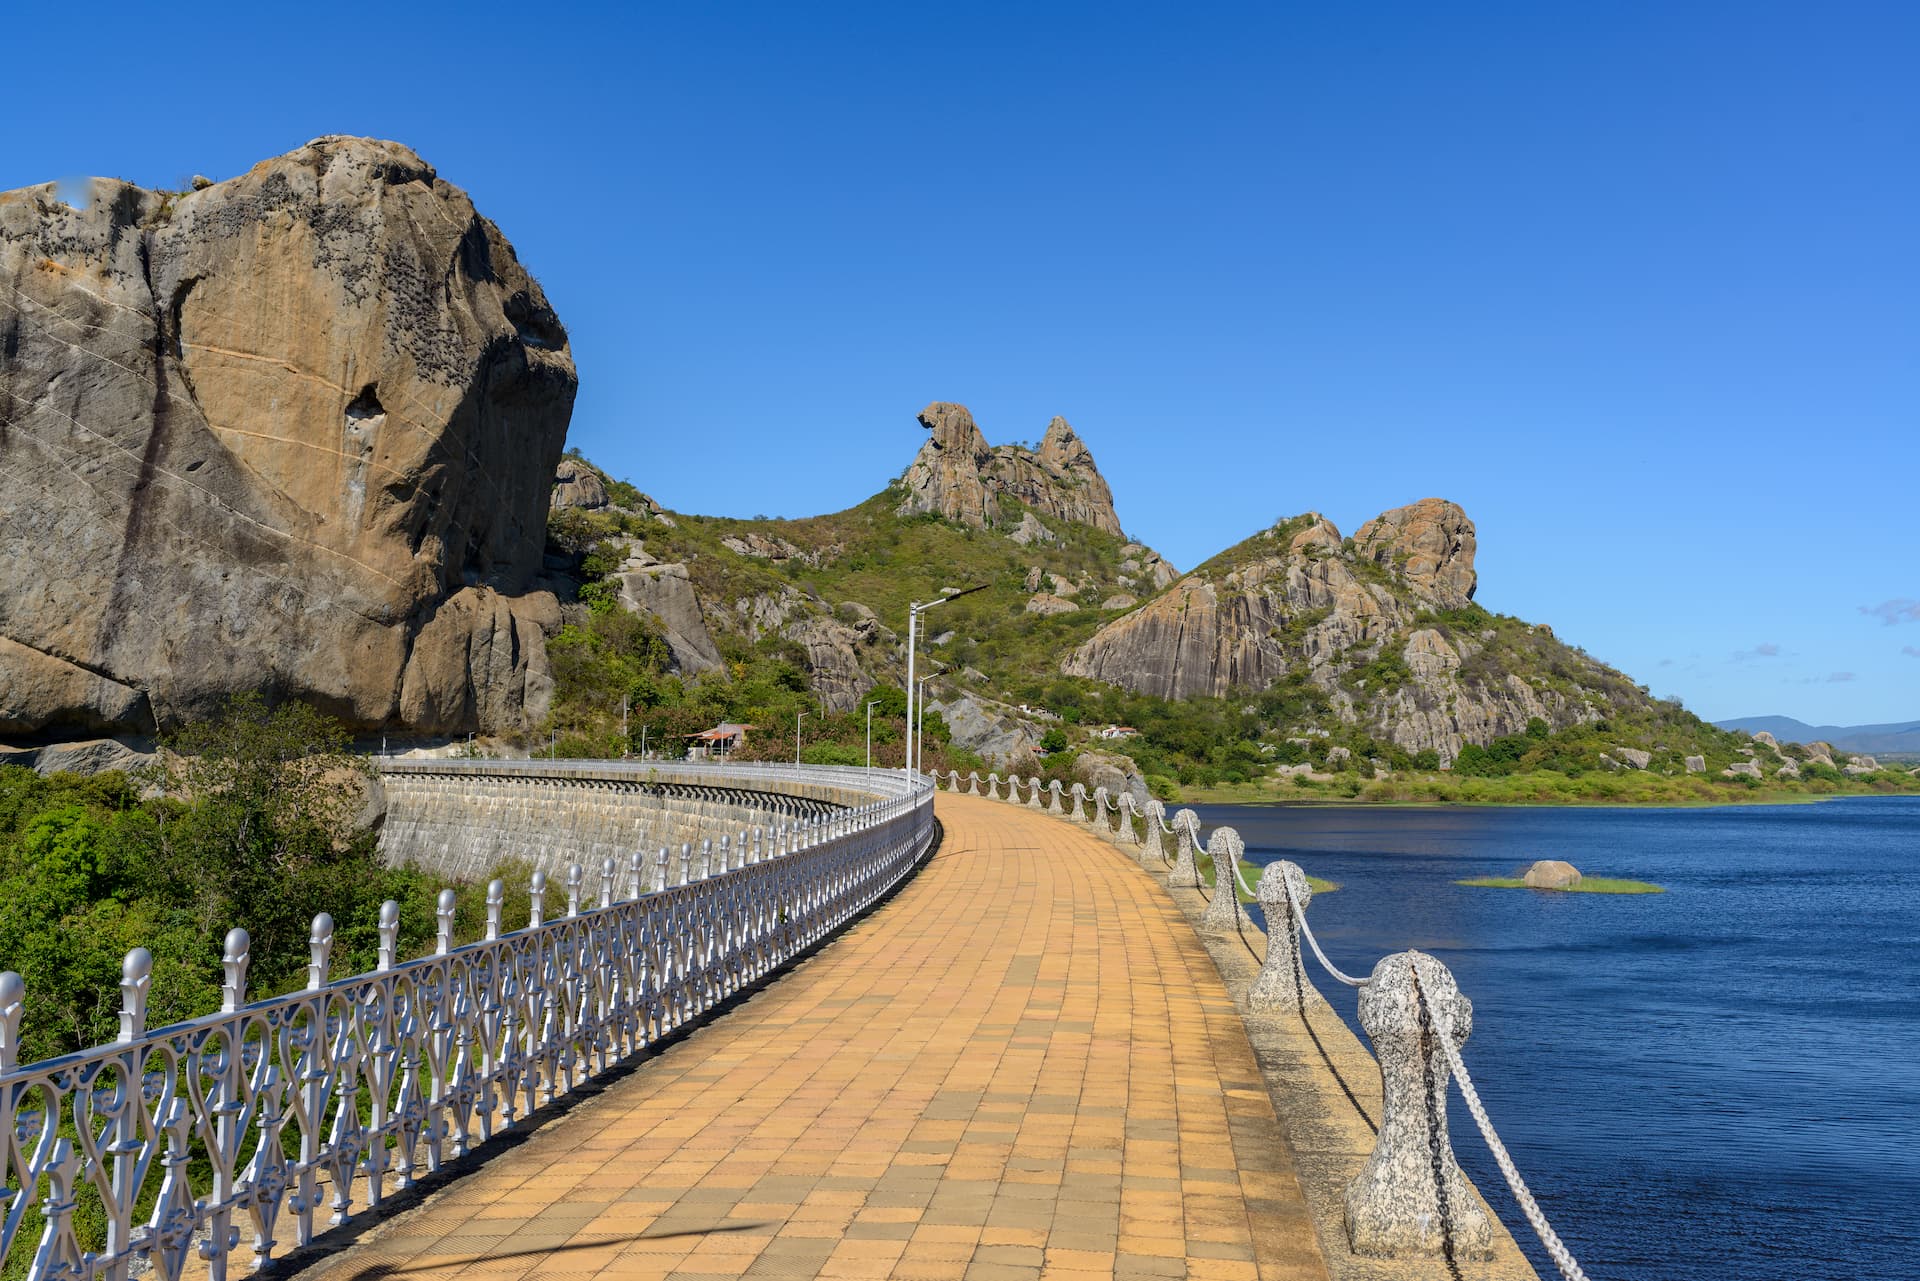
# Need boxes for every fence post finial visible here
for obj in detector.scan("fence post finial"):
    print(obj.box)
[628,849,645,899]
[566,864,584,916]
[306,916,334,991]
[1346,951,1495,1259]
[0,970,24,1071]
[378,900,400,970]
[600,857,616,909]
[221,928,251,1013]
[486,879,506,941]
[529,869,548,928]
[435,890,457,955]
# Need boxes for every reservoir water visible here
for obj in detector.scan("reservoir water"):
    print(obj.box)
[1193,796,1920,1281]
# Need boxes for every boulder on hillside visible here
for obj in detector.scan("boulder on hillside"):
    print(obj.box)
[0,137,575,737]
[1074,751,1150,809]
[1025,593,1079,616]
[1685,755,1707,773]
[0,737,157,777]
[721,532,806,562]
[1612,746,1652,770]
[614,563,722,675]
[1775,759,1801,779]
[1723,760,1763,779]
[928,694,1041,767]
[552,460,609,510]
[1806,742,1838,768]
[1751,730,1780,750]
[1008,511,1057,547]
[1848,754,1880,771]
[1523,860,1582,890]
[1352,498,1478,609]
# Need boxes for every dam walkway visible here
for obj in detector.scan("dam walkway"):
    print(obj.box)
[299,791,1329,1281]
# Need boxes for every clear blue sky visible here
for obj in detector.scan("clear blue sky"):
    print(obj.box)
[8,2,1915,725]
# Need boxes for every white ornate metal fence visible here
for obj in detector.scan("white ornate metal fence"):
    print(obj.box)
[0,762,934,1281]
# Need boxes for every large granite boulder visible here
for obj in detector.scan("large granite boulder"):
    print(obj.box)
[1523,860,1582,890]
[1352,498,1478,609]
[0,137,575,736]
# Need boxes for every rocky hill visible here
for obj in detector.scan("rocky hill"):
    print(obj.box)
[0,138,573,741]
[1065,501,1646,764]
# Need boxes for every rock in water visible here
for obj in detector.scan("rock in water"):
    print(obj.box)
[1523,860,1582,890]
[0,137,576,736]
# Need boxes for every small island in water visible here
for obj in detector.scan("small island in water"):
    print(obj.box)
[1457,859,1664,894]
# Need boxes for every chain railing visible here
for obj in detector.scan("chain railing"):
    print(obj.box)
[0,763,933,1281]
[933,767,1589,1279]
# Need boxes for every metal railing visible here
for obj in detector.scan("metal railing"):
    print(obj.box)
[0,763,934,1281]
[938,767,1588,1278]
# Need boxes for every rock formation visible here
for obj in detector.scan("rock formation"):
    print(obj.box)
[1067,503,1649,764]
[897,403,1123,537]
[0,137,575,737]
[551,459,608,510]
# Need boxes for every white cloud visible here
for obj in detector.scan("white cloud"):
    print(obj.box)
[1860,599,1920,626]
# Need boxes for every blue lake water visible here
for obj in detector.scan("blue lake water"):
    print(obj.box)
[1192,796,1920,1281]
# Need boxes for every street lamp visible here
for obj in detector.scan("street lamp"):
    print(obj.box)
[865,699,883,771]
[795,709,808,765]
[905,584,987,774]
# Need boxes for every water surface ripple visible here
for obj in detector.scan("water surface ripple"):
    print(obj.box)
[1194,796,1920,1281]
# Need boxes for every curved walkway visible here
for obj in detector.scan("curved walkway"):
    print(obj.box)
[302,792,1328,1281]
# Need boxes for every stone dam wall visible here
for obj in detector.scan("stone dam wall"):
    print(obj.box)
[374,760,876,882]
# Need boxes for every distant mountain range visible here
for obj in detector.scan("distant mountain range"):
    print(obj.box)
[1716,716,1920,758]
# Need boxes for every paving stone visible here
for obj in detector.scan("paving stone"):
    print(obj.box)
[294,795,1329,1281]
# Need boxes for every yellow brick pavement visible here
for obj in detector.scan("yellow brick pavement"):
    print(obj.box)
[303,793,1328,1281]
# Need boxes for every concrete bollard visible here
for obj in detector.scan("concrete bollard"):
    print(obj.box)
[1115,793,1138,845]
[1027,776,1044,809]
[1345,951,1494,1260]
[1168,809,1203,888]
[1250,861,1320,1013]
[986,773,1001,800]
[1092,786,1110,831]
[1200,828,1247,933]
[1138,799,1167,868]
[1048,779,1064,815]
[967,771,981,796]
[1069,782,1087,822]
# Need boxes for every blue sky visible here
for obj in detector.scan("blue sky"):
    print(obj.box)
[7,2,1915,725]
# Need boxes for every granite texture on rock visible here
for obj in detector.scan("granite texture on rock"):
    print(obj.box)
[0,136,575,736]
[1066,502,1651,765]
[897,402,1123,536]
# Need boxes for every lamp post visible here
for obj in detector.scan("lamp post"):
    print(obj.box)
[795,709,808,765]
[905,584,987,774]
[865,699,882,771]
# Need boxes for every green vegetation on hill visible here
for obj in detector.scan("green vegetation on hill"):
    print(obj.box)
[541,455,1920,805]
[0,698,524,1064]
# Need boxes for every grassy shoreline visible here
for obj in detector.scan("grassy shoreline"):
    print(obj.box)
[1179,771,1920,809]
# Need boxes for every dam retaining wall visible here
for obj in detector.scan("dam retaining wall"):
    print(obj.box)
[374,759,887,881]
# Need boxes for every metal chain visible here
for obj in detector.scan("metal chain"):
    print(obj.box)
[1424,984,1590,1281]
